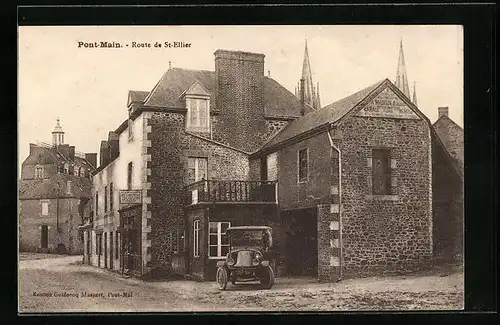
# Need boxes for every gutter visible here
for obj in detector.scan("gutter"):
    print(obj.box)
[326,128,342,281]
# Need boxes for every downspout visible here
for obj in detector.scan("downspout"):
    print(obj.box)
[327,128,342,281]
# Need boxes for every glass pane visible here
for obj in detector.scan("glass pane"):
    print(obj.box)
[187,158,195,168]
[209,222,218,234]
[197,159,207,180]
[210,234,218,245]
[221,245,229,256]
[221,235,229,245]
[221,222,230,233]
[199,100,207,127]
[209,245,218,257]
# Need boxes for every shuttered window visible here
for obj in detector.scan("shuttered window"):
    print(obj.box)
[372,149,391,195]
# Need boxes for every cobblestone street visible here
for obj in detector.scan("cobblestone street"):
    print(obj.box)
[19,254,464,312]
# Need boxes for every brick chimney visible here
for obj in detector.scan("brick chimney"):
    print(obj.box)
[214,49,266,152]
[438,107,449,118]
[85,153,97,168]
[58,144,70,159]
[99,140,109,167]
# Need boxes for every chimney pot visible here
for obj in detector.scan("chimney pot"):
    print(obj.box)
[438,107,449,118]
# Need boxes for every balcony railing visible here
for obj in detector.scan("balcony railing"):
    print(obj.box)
[185,180,277,205]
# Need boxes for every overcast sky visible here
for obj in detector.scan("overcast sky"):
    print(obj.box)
[18,25,463,172]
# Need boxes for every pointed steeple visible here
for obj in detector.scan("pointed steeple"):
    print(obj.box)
[301,39,315,108]
[395,39,411,98]
[297,39,320,110]
[412,81,418,106]
[316,82,321,109]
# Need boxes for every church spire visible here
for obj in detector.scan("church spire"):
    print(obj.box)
[412,81,418,106]
[395,39,411,98]
[298,39,321,110]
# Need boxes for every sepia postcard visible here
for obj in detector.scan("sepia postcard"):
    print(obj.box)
[18,25,464,313]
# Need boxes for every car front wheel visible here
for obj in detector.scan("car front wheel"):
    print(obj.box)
[216,267,228,291]
[260,265,275,289]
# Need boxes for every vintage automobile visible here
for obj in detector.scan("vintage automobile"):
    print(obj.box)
[216,226,275,290]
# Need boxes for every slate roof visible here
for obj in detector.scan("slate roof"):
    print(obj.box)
[259,79,387,150]
[22,143,95,168]
[138,68,304,118]
[128,90,149,104]
[432,115,464,174]
[19,173,93,199]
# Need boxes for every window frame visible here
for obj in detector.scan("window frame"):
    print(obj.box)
[35,165,44,179]
[41,200,49,216]
[297,148,309,183]
[193,220,200,257]
[186,97,210,132]
[208,221,231,259]
[187,157,208,184]
[104,185,108,213]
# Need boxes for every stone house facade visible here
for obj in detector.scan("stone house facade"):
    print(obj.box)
[82,42,463,281]
[19,119,97,254]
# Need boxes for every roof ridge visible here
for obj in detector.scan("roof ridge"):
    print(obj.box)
[433,115,464,131]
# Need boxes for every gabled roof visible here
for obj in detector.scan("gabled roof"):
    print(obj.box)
[137,67,304,118]
[143,68,216,109]
[259,79,387,151]
[19,173,93,199]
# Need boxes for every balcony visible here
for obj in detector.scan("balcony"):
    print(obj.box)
[185,180,277,206]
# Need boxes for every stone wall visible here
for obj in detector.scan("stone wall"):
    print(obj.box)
[338,116,433,278]
[276,132,333,210]
[148,111,250,274]
[19,198,84,254]
[431,134,463,263]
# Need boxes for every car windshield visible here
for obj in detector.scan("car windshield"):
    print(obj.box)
[230,230,264,247]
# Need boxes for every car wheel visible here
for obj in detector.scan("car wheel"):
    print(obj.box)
[216,267,228,291]
[260,265,275,289]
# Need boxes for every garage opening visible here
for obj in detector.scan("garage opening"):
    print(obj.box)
[282,207,318,277]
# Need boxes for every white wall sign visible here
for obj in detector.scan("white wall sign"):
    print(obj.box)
[356,88,420,120]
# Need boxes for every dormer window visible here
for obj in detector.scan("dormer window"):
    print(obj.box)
[186,97,210,132]
[183,81,211,133]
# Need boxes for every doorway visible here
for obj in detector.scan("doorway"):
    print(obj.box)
[109,231,114,269]
[283,208,318,276]
[41,225,48,249]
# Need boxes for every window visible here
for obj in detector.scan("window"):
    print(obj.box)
[209,222,231,258]
[35,166,44,179]
[193,220,200,257]
[41,225,48,249]
[109,182,114,212]
[104,186,108,212]
[127,162,133,190]
[64,163,69,174]
[128,119,133,141]
[115,232,119,256]
[266,152,278,181]
[41,200,49,216]
[187,157,208,184]
[372,149,391,195]
[186,98,210,132]
[95,191,99,216]
[298,148,309,183]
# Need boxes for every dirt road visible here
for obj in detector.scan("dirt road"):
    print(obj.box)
[19,254,464,312]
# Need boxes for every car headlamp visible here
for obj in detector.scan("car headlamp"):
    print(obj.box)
[252,252,262,266]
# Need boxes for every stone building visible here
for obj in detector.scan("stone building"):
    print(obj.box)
[82,41,462,281]
[19,119,97,254]
[431,107,464,263]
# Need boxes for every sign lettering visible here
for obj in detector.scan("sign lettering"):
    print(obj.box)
[356,88,420,119]
[119,190,142,205]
